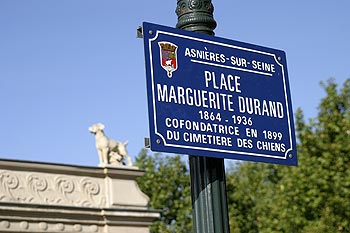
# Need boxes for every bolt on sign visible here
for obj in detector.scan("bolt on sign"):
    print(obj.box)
[142,22,297,166]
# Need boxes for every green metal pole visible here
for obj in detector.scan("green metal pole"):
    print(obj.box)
[176,1,230,232]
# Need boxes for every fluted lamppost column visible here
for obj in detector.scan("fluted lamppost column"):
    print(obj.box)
[176,1,230,232]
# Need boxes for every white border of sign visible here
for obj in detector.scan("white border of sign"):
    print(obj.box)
[147,30,294,161]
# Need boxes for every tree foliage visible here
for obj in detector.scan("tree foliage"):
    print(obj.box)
[135,149,192,232]
[227,79,350,232]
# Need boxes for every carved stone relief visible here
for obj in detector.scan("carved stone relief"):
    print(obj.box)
[0,170,106,208]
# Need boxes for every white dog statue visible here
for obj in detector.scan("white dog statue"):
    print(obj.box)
[89,123,133,167]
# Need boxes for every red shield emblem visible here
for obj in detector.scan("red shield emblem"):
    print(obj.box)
[158,42,178,78]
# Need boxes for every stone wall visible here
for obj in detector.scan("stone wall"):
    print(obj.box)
[0,159,159,233]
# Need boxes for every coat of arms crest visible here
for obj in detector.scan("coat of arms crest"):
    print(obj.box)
[158,42,178,78]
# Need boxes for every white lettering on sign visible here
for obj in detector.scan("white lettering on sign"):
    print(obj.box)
[238,96,284,118]
[184,47,226,63]
[157,84,234,111]
[204,71,241,93]
[252,60,275,73]
[230,56,248,68]
[256,141,286,152]
[165,117,240,136]
[156,69,290,154]
[237,138,253,149]
[183,132,233,147]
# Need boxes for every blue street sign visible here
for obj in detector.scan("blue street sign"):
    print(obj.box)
[142,22,297,166]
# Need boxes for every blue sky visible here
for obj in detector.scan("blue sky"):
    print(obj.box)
[0,1,349,166]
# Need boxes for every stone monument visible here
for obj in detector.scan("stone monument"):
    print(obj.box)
[89,123,133,167]
[0,124,159,232]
